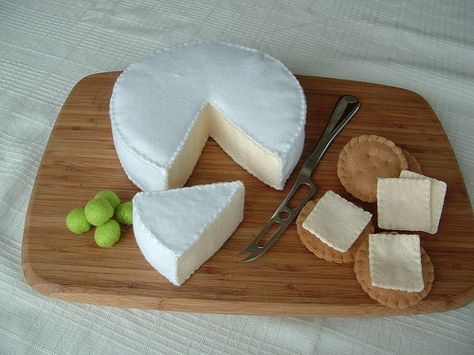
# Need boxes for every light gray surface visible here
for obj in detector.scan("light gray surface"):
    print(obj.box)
[0,0,473,354]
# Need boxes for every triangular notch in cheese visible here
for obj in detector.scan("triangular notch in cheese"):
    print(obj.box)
[132,181,244,286]
[111,42,306,191]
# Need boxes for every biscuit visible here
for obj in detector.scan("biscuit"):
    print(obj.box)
[402,149,422,174]
[297,200,374,264]
[337,135,408,203]
[353,238,434,309]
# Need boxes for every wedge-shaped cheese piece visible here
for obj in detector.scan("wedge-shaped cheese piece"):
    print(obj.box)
[302,190,372,252]
[133,181,244,286]
[377,178,431,231]
[400,170,447,234]
[110,42,306,191]
[369,233,424,292]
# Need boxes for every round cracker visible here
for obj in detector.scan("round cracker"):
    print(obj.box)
[296,200,374,264]
[402,149,423,174]
[353,238,434,309]
[337,135,408,203]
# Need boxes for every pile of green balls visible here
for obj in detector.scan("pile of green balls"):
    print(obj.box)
[65,190,133,248]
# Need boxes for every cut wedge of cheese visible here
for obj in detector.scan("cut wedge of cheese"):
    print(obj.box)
[110,42,306,191]
[399,170,447,234]
[132,181,244,286]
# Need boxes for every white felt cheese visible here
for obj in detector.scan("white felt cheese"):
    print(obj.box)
[132,181,244,286]
[377,178,432,231]
[302,190,372,252]
[400,170,447,234]
[369,233,424,292]
[110,42,306,191]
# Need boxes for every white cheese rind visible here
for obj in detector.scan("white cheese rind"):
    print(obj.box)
[110,42,306,191]
[133,181,244,286]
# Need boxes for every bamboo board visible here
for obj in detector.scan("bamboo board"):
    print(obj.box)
[22,72,474,316]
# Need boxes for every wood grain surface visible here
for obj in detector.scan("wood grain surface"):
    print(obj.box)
[22,72,474,316]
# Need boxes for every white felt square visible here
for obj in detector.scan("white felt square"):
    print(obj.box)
[377,178,432,231]
[369,233,424,292]
[302,190,372,252]
[400,170,447,234]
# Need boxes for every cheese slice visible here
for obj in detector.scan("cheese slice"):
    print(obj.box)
[399,170,447,234]
[302,190,372,252]
[110,42,306,191]
[377,177,432,231]
[132,181,244,286]
[369,233,424,292]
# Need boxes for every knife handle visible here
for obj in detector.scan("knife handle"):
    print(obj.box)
[239,95,360,262]
[300,95,360,178]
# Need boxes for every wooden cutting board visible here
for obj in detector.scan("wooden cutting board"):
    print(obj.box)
[22,72,474,316]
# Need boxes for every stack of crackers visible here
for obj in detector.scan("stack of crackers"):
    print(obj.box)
[296,135,447,309]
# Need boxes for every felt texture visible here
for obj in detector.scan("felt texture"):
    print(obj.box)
[297,200,374,263]
[2,1,473,353]
[401,150,423,174]
[115,201,133,225]
[95,190,121,211]
[84,198,114,227]
[400,170,447,234]
[369,233,424,292]
[132,181,244,285]
[337,135,407,203]
[110,43,306,191]
[302,191,372,252]
[94,219,121,248]
[354,237,434,308]
[65,208,91,234]
[377,178,432,231]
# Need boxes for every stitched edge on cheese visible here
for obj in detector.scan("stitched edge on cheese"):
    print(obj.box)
[133,181,244,255]
[112,131,162,190]
[109,42,306,190]
[297,199,374,263]
[301,190,373,252]
[354,237,434,309]
[368,233,424,292]
[377,177,432,231]
[337,135,408,203]
[400,170,447,234]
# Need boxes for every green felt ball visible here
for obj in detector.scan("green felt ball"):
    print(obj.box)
[94,219,121,248]
[94,190,121,210]
[115,201,133,225]
[84,198,114,226]
[66,208,91,234]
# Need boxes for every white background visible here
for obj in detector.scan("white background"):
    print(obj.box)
[0,0,473,353]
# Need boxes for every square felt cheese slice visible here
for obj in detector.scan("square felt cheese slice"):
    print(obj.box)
[400,170,447,234]
[302,190,372,252]
[377,178,432,231]
[132,181,244,286]
[369,233,424,292]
